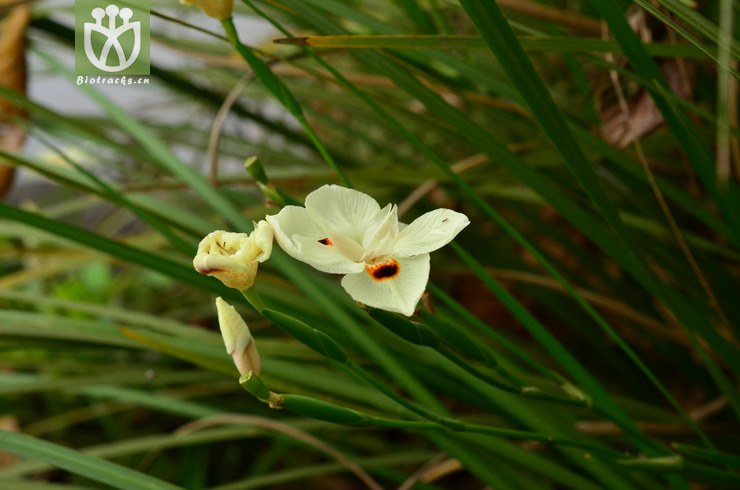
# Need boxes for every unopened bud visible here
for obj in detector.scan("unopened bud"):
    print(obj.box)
[215,297,261,375]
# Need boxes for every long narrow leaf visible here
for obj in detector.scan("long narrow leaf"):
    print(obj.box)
[0,431,183,490]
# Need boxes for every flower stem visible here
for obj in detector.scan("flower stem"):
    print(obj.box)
[241,287,265,313]
[244,291,624,458]
[369,308,591,407]
[340,360,622,458]
[436,342,591,407]
[242,363,623,459]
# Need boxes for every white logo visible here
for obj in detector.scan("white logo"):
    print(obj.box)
[84,4,141,73]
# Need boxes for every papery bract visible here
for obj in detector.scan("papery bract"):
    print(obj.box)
[267,185,469,316]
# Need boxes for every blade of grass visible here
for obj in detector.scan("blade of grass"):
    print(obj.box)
[633,0,740,60]
[585,0,740,242]
[252,0,711,456]
[0,369,218,396]
[716,0,734,186]
[219,18,352,188]
[0,482,97,490]
[448,244,653,446]
[395,0,435,33]
[268,0,727,457]
[0,203,246,306]
[33,48,250,231]
[0,148,215,238]
[29,131,194,255]
[0,310,142,350]
[254,0,599,405]
[0,423,337,480]
[276,34,706,59]
[672,443,740,468]
[0,430,184,490]
[209,451,433,490]
[30,17,321,158]
[459,0,737,437]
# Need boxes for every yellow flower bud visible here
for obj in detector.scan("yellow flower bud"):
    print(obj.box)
[180,0,233,20]
[215,297,261,376]
[193,221,273,291]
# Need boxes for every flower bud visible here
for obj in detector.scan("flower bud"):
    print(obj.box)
[216,297,261,375]
[180,0,233,20]
[193,221,273,291]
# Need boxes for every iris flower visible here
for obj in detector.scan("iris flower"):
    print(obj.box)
[267,185,469,316]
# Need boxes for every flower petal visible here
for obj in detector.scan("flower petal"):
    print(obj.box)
[267,205,364,274]
[266,206,323,259]
[193,252,257,290]
[305,185,382,243]
[340,254,430,316]
[293,235,365,274]
[392,209,469,257]
[361,204,399,260]
[326,231,365,263]
[252,220,274,263]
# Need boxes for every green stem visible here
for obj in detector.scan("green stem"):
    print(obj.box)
[427,283,568,384]
[243,365,623,459]
[243,293,623,459]
[341,360,621,458]
[435,341,590,407]
[369,308,591,407]
[241,287,265,313]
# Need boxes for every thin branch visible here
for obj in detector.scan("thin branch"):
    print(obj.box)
[208,73,255,187]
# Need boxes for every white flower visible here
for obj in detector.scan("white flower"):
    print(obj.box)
[193,221,273,290]
[266,185,469,316]
[215,297,261,375]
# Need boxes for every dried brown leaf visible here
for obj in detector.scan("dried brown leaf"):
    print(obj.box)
[0,0,31,199]
[599,60,695,148]
[0,415,19,468]
[597,7,695,148]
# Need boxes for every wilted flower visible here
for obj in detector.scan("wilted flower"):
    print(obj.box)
[180,0,233,20]
[266,185,469,316]
[193,221,273,290]
[215,297,261,375]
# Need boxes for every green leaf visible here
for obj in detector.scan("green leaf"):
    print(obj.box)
[0,430,184,490]
[584,0,740,243]
[276,34,706,58]
[0,203,247,306]
[34,49,251,231]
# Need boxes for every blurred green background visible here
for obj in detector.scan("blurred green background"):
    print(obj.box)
[0,0,739,488]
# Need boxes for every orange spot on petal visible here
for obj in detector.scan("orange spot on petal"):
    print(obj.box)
[366,258,400,281]
[318,237,333,246]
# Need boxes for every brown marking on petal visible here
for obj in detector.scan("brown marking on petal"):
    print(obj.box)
[318,237,334,246]
[196,266,224,275]
[366,258,400,281]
